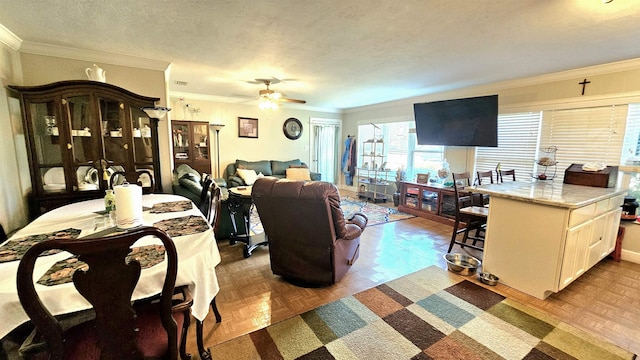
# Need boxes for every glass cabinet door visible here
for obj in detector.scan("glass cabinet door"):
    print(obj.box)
[28,101,67,194]
[192,123,209,161]
[421,188,438,213]
[132,111,154,165]
[172,123,190,161]
[403,185,420,208]
[100,98,127,168]
[66,95,101,192]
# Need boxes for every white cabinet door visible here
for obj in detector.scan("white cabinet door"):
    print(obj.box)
[560,220,592,290]
[588,213,607,269]
[600,208,622,258]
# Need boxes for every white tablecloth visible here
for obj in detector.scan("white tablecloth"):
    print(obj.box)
[0,194,221,338]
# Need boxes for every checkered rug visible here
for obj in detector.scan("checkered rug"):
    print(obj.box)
[211,266,635,359]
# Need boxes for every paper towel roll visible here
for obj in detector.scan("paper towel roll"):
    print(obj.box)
[114,184,143,229]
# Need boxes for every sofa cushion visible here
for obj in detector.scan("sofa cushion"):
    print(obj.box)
[236,168,260,185]
[236,160,272,176]
[286,168,311,181]
[271,159,302,176]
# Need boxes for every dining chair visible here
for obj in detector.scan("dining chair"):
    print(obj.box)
[110,169,155,193]
[197,174,214,218]
[16,226,193,360]
[475,170,494,185]
[448,172,487,253]
[499,169,516,182]
[195,178,223,359]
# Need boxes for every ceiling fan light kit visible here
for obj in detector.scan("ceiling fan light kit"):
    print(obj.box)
[251,78,306,109]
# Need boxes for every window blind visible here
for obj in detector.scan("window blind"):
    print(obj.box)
[539,105,627,182]
[475,112,542,181]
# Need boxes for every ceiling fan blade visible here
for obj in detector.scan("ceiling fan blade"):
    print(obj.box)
[280,97,306,104]
[247,77,282,85]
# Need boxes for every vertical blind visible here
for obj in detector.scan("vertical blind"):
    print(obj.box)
[475,112,542,181]
[539,105,627,182]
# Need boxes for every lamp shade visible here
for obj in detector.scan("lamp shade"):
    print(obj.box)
[210,124,225,132]
[141,107,171,119]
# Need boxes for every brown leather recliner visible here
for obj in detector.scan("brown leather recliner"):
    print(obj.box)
[252,177,368,286]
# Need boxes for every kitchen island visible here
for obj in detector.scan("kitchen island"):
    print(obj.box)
[471,180,626,299]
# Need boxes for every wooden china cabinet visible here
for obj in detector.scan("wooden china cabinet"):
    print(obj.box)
[171,120,211,175]
[9,80,162,218]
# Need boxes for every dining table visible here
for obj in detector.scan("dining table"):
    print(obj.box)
[0,193,221,355]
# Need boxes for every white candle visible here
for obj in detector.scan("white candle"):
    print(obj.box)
[114,184,143,229]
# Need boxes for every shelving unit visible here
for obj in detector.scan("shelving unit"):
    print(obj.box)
[171,120,211,175]
[357,124,389,203]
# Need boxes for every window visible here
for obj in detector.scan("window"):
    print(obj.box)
[621,103,640,199]
[357,122,444,182]
[475,112,542,180]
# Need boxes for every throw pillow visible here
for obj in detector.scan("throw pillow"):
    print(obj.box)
[236,168,259,185]
[288,164,308,168]
[286,168,311,181]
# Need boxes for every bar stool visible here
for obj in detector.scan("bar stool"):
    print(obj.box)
[499,169,516,182]
[475,170,494,185]
[448,172,488,253]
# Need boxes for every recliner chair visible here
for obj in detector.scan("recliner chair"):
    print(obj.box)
[252,177,368,286]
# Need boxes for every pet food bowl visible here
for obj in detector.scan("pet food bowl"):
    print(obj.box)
[478,272,499,286]
[443,253,481,276]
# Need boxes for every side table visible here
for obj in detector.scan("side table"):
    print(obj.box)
[227,186,268,257]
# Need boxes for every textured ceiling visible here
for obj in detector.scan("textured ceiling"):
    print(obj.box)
[0,0,639,110]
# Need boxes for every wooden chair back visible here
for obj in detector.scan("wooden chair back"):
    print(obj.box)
[16,227,182,360]
[449,173,487,252]
[197,175,213,216]
[207,183,222,230]
[452,172,472,188]
[499,169,516,182]
[110,169,155,193]
[475,170,494,185]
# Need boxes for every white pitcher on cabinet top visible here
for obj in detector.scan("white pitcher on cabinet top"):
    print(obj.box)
[85,64,106,82]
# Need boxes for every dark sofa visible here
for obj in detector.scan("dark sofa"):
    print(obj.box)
[223,159,321,188]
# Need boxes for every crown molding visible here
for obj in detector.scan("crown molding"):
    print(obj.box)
[344,57,640,113]
[19,41,170,71]
[0,23,22,50]
[486,57,640,89]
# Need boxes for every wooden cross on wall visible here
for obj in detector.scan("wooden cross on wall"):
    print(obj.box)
[579,78,591,95]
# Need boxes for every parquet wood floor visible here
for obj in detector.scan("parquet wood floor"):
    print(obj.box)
[185,192,640,358]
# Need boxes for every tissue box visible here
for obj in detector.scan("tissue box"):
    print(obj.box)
[563,164,618,188]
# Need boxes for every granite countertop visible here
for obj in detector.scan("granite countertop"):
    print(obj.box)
[469,180,627,208]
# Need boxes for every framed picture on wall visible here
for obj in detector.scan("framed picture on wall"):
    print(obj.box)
[238,117,258,138]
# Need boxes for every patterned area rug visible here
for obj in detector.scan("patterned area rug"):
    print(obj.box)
[211,266,635,360]
[340,196,414,226]
[248,196,414,235]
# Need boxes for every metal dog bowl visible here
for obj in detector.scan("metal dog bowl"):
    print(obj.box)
[478,272,499,286]
[443,253,481,276]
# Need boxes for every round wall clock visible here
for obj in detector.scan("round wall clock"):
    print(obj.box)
[283,117,303,140]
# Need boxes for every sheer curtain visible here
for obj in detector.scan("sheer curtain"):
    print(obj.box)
[313,124,339,183]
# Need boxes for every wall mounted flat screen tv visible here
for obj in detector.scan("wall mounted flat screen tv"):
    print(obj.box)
[413,94,498,147]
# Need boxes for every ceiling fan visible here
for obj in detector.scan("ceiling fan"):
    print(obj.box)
[248,78,306,109]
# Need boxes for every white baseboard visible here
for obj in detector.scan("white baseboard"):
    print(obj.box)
[621,249,640,264]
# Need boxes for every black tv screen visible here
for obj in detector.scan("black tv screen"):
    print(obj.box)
[413,95,498,147]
